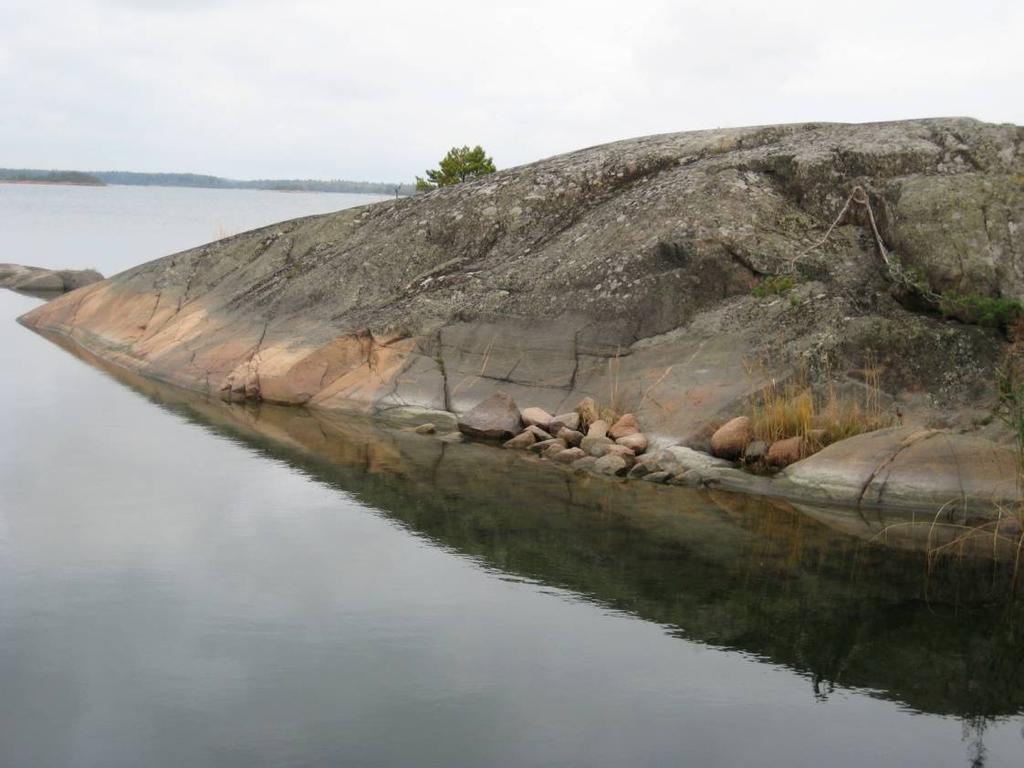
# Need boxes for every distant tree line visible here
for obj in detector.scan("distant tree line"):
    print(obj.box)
[0,168,415,196]
[0,168,104,186]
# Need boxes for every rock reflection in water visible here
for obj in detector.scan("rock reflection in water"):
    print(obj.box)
[41,327,1024,733]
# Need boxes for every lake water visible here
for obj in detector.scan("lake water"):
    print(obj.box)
[2,184,1024,767]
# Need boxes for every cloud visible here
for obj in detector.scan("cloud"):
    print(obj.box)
[0,0,1020,181]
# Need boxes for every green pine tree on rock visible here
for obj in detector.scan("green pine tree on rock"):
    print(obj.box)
[416,145,496,191]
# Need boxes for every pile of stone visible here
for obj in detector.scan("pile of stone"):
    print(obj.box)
[708,415,813,468]
[454,391,733,484]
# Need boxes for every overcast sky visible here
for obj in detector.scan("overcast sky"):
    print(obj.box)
[1,0,1021,183]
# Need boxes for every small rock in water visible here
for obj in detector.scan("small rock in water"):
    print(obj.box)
[504,431,536,449]
[709,416,752,460]
[571,456,598,472]
[542,442,569,460]
[554,447,586,463]
[608,413,640,440]
[521,406,554,430]
[414,423,436,435]
[594,454,631,476]
[642,471,671,483]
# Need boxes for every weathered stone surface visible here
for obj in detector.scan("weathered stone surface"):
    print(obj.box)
[575,398,600,430]
[615,432,648,454]
[413,423,436,435]
[457,392,522,440]
[779,427,1020,512]
[17,119,1024,508]
[503,431,536,449]
[554,447,586,463]
[556,428,584,447]
[1,263,103,293]
[608,413,640,440]
[587,419,609,439]
[549,412,580,433]
[710,416,752,460]
[657,446,734,474]
[767,436,804,467]
[594,454,631,476]
[521,407,553,429]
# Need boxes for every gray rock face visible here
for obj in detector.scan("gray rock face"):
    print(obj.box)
[457,392,522,440]
[18,118,1024,456]
[1,263,103,293]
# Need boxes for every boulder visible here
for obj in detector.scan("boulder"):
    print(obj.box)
[594,454,631,476]
[608,413,640,440]
[587,420,609,438]
[556,428,584,447]
[529,437,567,453]
[581,435,614,457]
[458,392,523,440]
[571,456,598,472]
[743,440,768,463]
[525,425,554,441]
[503,431,536,449]
[542,442,569,460]
[642,471,671,483]
[521,407,554,430]
[604,444,636,459]
[657,446,734,474]
[615,433,648,454]
[575,397,600,430]
[549,412,581,433]
[767,436,804,467]
[781,426,1021,511]
[413,423,436,435]
[710,416,752,460]
[554,447,586,464]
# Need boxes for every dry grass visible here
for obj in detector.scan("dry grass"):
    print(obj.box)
[747,356,894,451]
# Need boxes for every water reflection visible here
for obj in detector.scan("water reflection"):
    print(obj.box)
[37,328,1024,728]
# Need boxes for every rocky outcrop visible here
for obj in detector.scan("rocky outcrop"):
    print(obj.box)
[2,263,103,293]
[16,118,1024,509]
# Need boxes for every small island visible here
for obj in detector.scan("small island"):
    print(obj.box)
[0,169,105,186]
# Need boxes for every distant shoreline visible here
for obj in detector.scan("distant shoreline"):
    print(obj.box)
[0,178,105,187]
[0,167,414,196]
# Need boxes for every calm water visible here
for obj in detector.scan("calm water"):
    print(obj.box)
[2,185,1024,767]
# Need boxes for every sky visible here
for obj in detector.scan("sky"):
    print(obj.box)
[0,0,1021,183]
